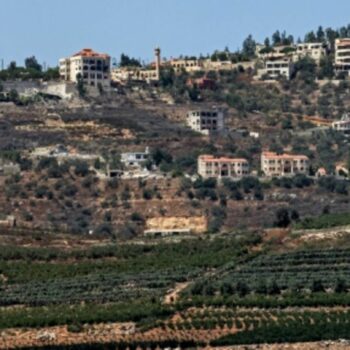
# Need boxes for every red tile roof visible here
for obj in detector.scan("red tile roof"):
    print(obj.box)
[262,151,308,161]
[72,48,110,59]
[199,155,248,163]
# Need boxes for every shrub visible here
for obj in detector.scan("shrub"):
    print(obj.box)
[274,208,291,228]
[35,186,48,198]
[63,184,78,197]
[74,161,90,177]
[130,212,144,223]
[143,189,153,200]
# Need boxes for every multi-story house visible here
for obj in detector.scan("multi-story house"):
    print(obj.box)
[335,38,350,75]
[294,42,327,64]
[187,109,225,135]
[168,58,203,73]
[257,55,293,80]
[59,48,111,88]
[261,151,309,177]
[255,44,296,59]
[332,113,350,133]
[121,148,150,167]
[198,155,249,179]
[111,48,161,84]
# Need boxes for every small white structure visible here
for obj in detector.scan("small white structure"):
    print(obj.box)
[335,165,349,177]
[332,114,350,133]
[198,155,249,179]
[31,145,101,165]
[187,109,225,135]
[261,151,309,177]
[315,167,327,178]
[249,131,260,139]
[0,215,16,227]
[0,162,20,176]
[121,147,150,167]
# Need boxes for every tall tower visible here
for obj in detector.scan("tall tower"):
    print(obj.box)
[154,47,161,80]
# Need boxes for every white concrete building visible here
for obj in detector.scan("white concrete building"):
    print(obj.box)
[198,155,249,179]
[255,44,296,59]
[31,145,101,166]
[121,148,150,167]
[295,42,327,63]
[111,48,161,84]
[335,38,350,75]
[257,55,293,80]
[168,58,203,73]
[261,151,309,177]
[111,67,159,84]
[187,109,225,135]
[332,113,350,132]
[59,48,111,88]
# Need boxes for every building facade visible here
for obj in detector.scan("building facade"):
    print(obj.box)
[111,67,159,84]
[59,48,111,88]
[295,42,327,63]
[257,55,293,80]
[187,109,225,135]
[255,44,296,59]
[261,151,309,177]
[332,113,350,132]
[168,58,203,73]
[335,38,350,75]
[121,148,150,167]
[198,155,249,179]
[111,48,161,84]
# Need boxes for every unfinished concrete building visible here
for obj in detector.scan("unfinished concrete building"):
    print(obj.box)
[187,108,225,135]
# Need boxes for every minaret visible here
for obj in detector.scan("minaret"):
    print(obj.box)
[154,47,161,80]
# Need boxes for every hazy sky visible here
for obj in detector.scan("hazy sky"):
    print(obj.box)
[1,0,350,67]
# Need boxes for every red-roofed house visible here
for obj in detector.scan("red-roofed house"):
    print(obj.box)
[261,151,309,177]
[59,48,111,88]
[198,155,249,179]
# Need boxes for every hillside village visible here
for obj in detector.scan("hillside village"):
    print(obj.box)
[0,26,349,237]
[3,8,350,348]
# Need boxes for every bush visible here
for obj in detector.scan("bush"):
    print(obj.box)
[22,211,33,222]
[35,186,48,199]
[95,223,114,236]
[274,208,290,228]
[74,161,90,177]
[143,189,153,200]
[130,212,144,223]
[63,184,78,197]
